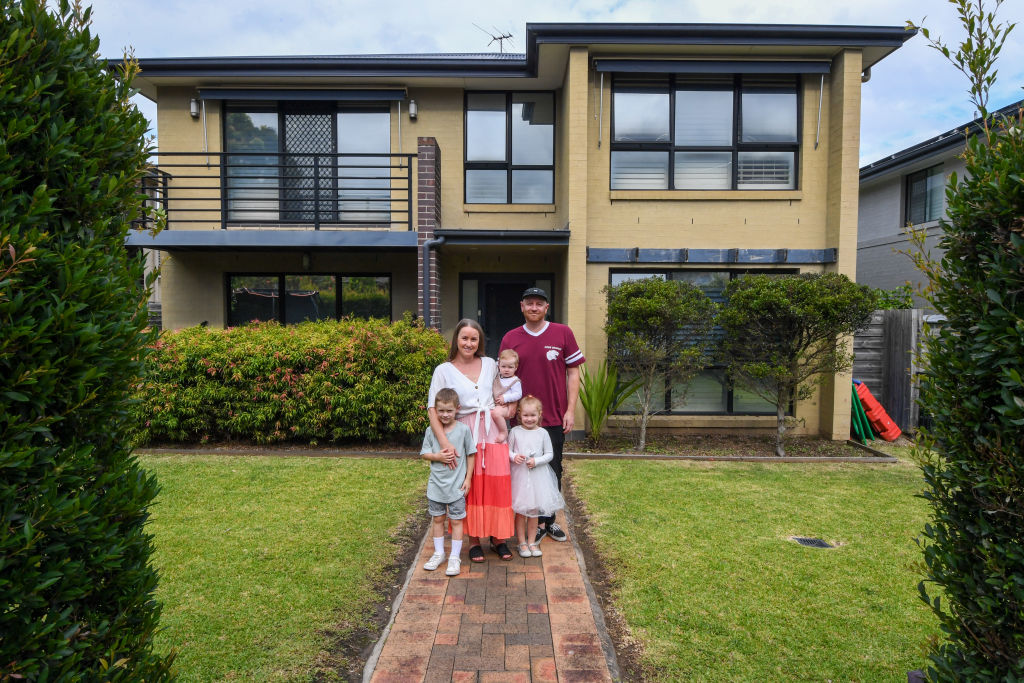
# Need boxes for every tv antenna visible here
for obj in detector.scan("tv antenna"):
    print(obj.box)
[473,23,514,53]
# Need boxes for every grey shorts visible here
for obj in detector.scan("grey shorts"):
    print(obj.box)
[428,496,467,520]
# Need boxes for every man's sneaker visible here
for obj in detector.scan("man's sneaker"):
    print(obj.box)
[445,555,462,576]
[546,522,568,542]
[423,551,445,571]
[534,525,548,543]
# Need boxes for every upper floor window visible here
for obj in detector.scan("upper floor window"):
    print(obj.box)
[224,103,391,223]
[905,164,944,225]
[610,75,799,191]
[465,92,555,204]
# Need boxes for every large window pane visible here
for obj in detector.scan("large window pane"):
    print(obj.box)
[338,110,391,222]
[674,152,732,190]
[613,92,670,142]
[225,112,280,221]
[741,92,797,142]
[511,93,553,165]
[610,272,665,286]
[611,151,668,190]
[733,386,777,413]
[285,275,335,323]
[342,276,390,319]
[466,169,508,203]
[671,370,727,412]
[229,275,279,326]
[466,94,507,162]
[511,170,553,203]
[618,372,665,414]
[675,90,733,145]
[737,151,795,189]
[906,165,944,224]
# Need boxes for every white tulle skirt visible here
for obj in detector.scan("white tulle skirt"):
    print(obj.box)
[509,461,565,518]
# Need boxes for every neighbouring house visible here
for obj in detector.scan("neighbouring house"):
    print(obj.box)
[857,99,1024,307]
[124,22,912,440]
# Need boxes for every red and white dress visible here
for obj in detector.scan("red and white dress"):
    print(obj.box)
[428,359,515,539]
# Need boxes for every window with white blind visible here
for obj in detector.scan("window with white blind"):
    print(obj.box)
[905,164,945,225]
[610,75,799,191]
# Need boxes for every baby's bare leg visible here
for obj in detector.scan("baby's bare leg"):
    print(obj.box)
[490,407,508,443]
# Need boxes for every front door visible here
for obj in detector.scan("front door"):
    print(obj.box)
[461,274,554,357]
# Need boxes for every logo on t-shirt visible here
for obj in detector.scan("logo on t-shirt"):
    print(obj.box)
[546,348,560,361]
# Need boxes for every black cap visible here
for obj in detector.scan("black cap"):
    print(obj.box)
[521,287,548,301]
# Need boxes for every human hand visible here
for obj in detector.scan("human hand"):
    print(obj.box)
[495,395,506,406]
[460,477,471,495]
[514,453,526,465]
[562,410,575,434]
[442,447,457,469]
[527,457,536,469]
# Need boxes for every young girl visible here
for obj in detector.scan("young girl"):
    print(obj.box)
[507,396,565,558]
[491,349,522,444]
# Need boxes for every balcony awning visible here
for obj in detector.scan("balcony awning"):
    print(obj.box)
[594,59,831,74]
[434,229,570,246]
[125,229,418,252]
[196,88,406,101]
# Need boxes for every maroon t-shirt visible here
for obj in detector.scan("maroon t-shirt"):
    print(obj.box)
[500,322,585,428]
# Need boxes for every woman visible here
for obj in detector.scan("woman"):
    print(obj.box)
[427,319,515,562]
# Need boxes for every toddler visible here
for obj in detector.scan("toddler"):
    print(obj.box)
[507,396,564,558]
[491,348,522,444]
[420,388,476,576]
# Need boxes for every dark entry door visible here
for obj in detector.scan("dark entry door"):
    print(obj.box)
[482,280,533,357]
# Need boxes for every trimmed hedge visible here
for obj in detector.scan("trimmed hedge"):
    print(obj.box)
[1,0,173,678]
[131,317,448,445]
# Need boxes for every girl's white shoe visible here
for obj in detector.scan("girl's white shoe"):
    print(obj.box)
[445,555,462,576]
[518,543,532,558]
[528,543,543,557]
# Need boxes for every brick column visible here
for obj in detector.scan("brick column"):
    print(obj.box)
[417,137,442,329]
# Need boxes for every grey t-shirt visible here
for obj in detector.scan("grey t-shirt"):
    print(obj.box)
[421,421,476,503]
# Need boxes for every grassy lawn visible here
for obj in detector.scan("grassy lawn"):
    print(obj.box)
[140,455,424,681]
[568,457,937,681]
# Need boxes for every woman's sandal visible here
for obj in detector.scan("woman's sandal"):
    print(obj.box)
[468,545,485,563]
[490,538,513,561]
[518,543,532,558]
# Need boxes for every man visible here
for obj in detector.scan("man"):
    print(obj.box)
[499,287,584,543]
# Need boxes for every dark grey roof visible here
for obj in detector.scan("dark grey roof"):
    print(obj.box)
[860,99,1023,181]
[122,23,913,81]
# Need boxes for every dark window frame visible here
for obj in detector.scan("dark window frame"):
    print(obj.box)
[225,272,392,326]
[609,74,801,191]
[904,163,945,225]
[222,102,392,224]
[606,267,797,415]
[463,91,556,204]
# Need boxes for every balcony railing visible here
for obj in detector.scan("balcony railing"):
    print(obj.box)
[135,151,417,231]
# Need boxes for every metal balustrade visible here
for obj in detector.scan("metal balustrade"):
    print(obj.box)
[133,152,416,231]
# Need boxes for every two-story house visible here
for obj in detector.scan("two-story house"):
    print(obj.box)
[858,99,1023,307]
[126,22,912,441]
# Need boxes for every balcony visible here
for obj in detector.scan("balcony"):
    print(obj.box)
[135,151,417,232]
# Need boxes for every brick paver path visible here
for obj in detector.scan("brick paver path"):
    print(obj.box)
[369,511,613,682]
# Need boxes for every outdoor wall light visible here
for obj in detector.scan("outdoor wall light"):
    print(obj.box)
[408,99,418,119]
[189,97,200,119]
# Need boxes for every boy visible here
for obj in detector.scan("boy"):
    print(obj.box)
[420,388,475,576]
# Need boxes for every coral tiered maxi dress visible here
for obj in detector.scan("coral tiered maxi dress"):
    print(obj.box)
[427,359,515,539]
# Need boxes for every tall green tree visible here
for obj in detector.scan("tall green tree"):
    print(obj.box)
[908,2,1022,679]
[604,277,718,451]
[717,273,877,457]
[0,1,174,679]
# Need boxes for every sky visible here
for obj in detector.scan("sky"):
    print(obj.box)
[87,0,1024,166]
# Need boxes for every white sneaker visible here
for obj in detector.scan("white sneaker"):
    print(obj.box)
[445,554,462,576]
[424,551,445,571]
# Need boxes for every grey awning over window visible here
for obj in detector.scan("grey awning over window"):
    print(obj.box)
[594,60,831,74]
[196,89,406,101]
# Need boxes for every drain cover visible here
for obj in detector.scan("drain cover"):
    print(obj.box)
[792,537,833,548]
